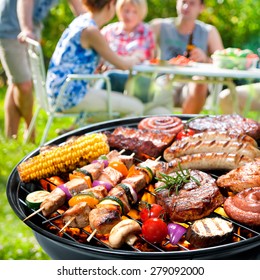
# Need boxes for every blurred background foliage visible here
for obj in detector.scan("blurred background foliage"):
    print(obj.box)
[42,0,260,60]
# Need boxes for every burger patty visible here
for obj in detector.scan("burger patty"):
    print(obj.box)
[155,170,225,222]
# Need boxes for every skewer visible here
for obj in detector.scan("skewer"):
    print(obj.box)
[87,228,97,242]
[42,213,63,224]
[59,217,75,233]
[119,149,126,154]
[155,156,161,161]
[22,149,133,222]
[23,207,44,222]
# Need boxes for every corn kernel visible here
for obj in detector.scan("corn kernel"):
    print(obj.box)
[18,133,109,182]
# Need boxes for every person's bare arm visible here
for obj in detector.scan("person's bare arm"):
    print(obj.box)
[17,0,35,41]
[68,0,88,16]
[189,25,224,63]
[149,19,161,44]
[82,27,142,70]
[207,25,224,55]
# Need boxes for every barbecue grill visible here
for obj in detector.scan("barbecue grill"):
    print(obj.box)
[6,115,260,260]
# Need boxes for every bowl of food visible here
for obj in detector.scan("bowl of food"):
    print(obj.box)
[212,48,259,70]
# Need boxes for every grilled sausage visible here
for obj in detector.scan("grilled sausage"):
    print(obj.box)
[224,187,260,226]
[164,140,260,161]
[160,153,252,174]
[174,131,258,147]
[138,116,183,134]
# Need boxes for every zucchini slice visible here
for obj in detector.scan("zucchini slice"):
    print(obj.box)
[99,195,125,214]
[25,190,50,210]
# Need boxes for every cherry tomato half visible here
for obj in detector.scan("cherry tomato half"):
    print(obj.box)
[139,203,165,222]
[108,161,128,177]
[142,218,168,243]
[176,128,195,140]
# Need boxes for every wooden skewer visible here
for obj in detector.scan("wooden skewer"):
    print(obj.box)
[119,149,126,154]
[155,156,161,161]
[59,217,75,233]
[87,228,97,242]
[23,207,44,222]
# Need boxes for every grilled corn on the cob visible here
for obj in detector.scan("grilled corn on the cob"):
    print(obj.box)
[18,133,109,182]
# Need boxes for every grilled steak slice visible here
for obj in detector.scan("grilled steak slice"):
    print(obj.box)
[105,127,175,160]
[98,166,123,186]
[186,217,234,248]
[73,161,104,181]
[187,114,260,140]
[41,187,66,217]
[89,205,122,234]
[217,158,260,193]
[108,186,131,214]
[63,202,91,228]
[106,150,134,169]
[155,170,224,222]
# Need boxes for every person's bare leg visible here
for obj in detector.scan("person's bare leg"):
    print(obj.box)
[4,83,21,139]
[13,80,34,129]
[4,80,34,140]
[182,83,208,114]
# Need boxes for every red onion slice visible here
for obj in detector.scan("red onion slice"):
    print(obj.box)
[92,159,109,168]
[92,180,113,191]
[122,183,138,203]
[167,223,187,245]
[57,184,72,201]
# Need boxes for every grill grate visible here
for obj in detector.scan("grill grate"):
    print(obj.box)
[19,178,260,254]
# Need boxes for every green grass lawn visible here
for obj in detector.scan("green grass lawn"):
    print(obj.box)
[0,85,76,260]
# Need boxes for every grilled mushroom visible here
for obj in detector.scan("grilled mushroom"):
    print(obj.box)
[109,219,141,248]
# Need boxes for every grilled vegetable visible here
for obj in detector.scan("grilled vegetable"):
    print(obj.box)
[99,196,125,214]
[167,223,187,245]
[186,217,234,248]
[25,190,50,209]
[139,203,165,222]
[68,193,99,208]
[142,218,168,244]
[109,219,141,248]
[17,133,109,182]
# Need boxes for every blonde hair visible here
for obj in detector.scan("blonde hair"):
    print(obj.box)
[116,0,148,20]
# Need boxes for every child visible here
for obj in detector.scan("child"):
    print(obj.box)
[99,0,156,93]
[46,0,144,118]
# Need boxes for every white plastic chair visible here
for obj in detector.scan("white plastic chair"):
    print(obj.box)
[24,37,114,146]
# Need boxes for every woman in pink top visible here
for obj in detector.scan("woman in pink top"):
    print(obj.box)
[99,0,156,93]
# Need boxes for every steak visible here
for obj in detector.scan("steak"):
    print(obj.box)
[155,170,225,222]
[217,158,260,193]
[187,114,260,140]
[105,127,175,160]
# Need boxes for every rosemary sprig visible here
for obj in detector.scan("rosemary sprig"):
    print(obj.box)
[155,165,200,195]
[183,114,209,130]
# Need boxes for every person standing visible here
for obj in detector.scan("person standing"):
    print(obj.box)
[150,0,224,114]
[0,0,86,141]
[46,0,144,117]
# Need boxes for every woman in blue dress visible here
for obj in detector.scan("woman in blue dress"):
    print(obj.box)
[46,0,144,118]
